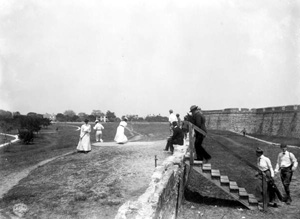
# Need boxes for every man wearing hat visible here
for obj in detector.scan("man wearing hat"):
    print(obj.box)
[186,105,211,162]
[274,144,298,205]
[255,147,279,207]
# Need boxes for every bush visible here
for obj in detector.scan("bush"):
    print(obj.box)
[18,129,34,144]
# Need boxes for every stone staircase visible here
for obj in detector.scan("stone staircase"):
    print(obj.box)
[188,160,259,210]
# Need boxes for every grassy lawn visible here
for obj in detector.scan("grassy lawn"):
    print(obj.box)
[0,122,170,218]
[1,124,299,218]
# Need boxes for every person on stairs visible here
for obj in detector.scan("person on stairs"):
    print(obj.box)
[186,105,211,162]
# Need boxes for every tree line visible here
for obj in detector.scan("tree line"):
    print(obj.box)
[0,109,168,143]
[0,110,51,144]
[52,110,168,123]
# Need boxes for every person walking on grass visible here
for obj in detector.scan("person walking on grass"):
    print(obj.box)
[93,120,104,142]
[186,105,211,162]
[274,144,298,205]
[164,121,184,154]
[114,117,128,144]
[77,119,92,153]
[255,147,280,207]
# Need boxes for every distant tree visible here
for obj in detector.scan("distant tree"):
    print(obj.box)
[41,118,52,128]
[78,112,88,121]
[0,110,12,119]
[125,114,143,122]
[56,113,66,122]
[70,115,79,122]
[64,110,76,117]
[106,111,117,122]
[27,112,37,117]
[145,115,168,122]
[88,114,96,122]
[13,111,21,118]
[91,110,105,118]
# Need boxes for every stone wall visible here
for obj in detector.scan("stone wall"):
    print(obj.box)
[204,105,300,138]
[114,144,190,219]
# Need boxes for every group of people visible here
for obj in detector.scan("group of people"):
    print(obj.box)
[76,117,129,153]
[256,144,298,206]
[164,106,211,163]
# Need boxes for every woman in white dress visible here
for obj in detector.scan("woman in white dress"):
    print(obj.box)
[114,117,128,144]
[77,119,92,153]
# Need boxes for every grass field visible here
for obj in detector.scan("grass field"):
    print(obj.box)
[0,123,299,218]
[0,122,171,218]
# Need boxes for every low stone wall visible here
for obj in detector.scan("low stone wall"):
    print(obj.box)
[115,144,190,219]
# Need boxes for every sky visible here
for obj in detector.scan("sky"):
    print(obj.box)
[0,0,299,118]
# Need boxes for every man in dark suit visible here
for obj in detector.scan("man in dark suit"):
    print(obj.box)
[187,105,211,162]
[164,121,184,154]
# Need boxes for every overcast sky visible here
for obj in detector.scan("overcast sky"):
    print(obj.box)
[0,0,299,118]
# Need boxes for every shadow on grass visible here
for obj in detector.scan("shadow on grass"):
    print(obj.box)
[184,188,245,209]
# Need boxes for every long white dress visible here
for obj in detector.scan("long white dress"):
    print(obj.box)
[77,123,92,151]
[114,121,128,144]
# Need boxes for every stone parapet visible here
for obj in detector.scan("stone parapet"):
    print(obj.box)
[115,144,190,219]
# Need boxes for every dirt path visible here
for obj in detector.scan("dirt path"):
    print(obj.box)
[0,151,75,200]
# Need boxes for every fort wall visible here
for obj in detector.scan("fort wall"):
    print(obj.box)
[115,145,190,219]
[204,105,300,138]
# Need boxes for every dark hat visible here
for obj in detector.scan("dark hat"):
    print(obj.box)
[190,105,198,112]
[172,121,177,126]
[280,144,287,148]
[84,119,89,123]
[123,117,128,121]
[256,147,263,153]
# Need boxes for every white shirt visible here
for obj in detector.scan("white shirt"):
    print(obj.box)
[257,155,274,177]
[169,113,177,124]
[93,123,104,131]
[275,151,298,172]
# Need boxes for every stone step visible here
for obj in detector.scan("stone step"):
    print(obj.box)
[193,160,203,166]
[211,169,220,179]
[188,160,258,210]
[220,175,230,186]
[202,164,211,173]
[229,181,239,193]
[248,194,259,206]
[239,188,249,200]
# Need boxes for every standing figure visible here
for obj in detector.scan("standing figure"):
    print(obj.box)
[77,119,92,153]
[114,117,128,144]
[187,105,211,162]
[93,120,104,142]
[164,121,184,154]
[181,116,189,139]
[168,109,177,135]
[255,147,279,207]
[176,114,182,128]
[242,128,246,136]
[274,144,298,205]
